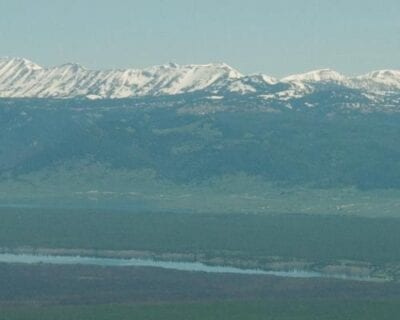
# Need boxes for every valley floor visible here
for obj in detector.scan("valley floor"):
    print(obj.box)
[2,300,400,320]
[1,207,400,281]
[0,263,400,320]
[2,206,400,318]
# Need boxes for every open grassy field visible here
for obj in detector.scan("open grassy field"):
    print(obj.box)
[1,207,400,265]
[0,262,400,320]
[2,263,400,305]
[2,300,400,320]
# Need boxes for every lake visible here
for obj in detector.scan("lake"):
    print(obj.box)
[0,253,372,281]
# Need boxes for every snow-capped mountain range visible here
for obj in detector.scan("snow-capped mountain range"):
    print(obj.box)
[1,57,400,100]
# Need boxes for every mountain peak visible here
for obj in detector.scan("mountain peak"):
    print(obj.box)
[58,62,86,69]
[0,57,42,71]
[217,63,243,78]
[1,57,400,99]
[248,73,278,85]
[353,69,400,91]
[166,62,179,68]
[360,69,400,80]
[0,58,245,98]
[282,68,346,83]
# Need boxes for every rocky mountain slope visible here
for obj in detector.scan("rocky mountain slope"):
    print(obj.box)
[1,57,400,103]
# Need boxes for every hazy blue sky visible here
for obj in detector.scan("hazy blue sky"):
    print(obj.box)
[1,0,399,77]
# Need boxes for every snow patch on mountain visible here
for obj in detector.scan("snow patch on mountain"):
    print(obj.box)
[0,58,400,100]
[281,69,346,83]
[0,58,243,98]
[351,70,400,92]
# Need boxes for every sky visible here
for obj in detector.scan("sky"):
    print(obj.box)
[0,0,399,77]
